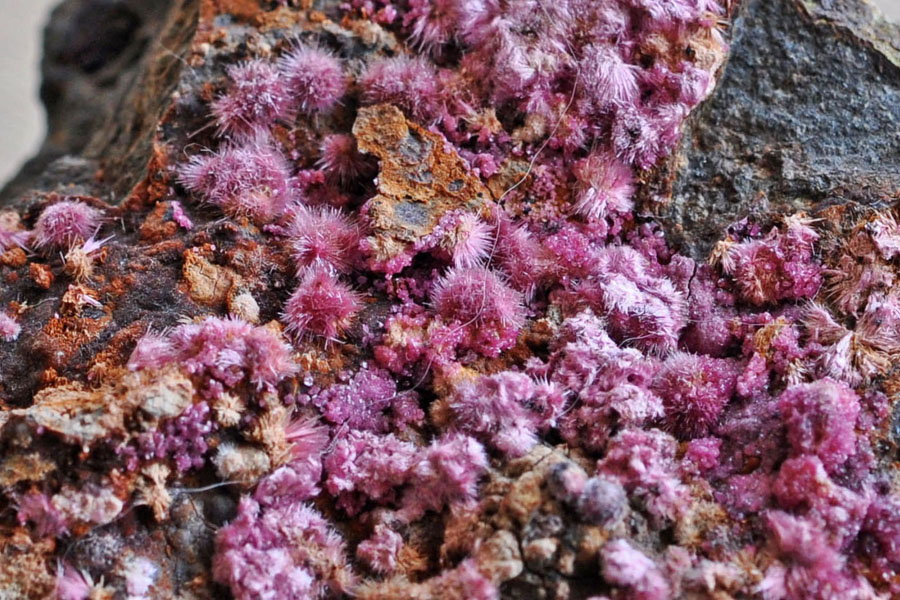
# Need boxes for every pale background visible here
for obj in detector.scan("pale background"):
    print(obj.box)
[0,0,898,187]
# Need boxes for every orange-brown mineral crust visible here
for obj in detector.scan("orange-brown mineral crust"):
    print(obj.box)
[354,104,493,260]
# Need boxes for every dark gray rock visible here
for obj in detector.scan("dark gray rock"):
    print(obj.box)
[661,0,900,259]
[0,0,195,206]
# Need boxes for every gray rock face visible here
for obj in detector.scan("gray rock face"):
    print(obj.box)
[1,0,193,206]
[663,0,900,259]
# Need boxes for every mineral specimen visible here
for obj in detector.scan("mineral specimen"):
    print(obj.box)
[0,0,899,598]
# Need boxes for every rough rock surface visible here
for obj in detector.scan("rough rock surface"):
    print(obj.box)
[1,0,900,599]
[661,0,900,257]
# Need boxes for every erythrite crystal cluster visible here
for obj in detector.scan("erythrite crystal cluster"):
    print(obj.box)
[1,0,900,598]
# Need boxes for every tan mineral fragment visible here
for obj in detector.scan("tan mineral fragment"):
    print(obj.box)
[11,367,193,445]
[353,104,493,265]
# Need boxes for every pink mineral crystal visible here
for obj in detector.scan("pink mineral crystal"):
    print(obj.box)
[777,379,860,473]
[309,366,423,431]
[318,133,375,186]
[494,220,552,297]
[445,371,543,457]
[130,316,297,392]
[601,539,670,600]
[557,245,687,354]
[179,140,295,223]
[170,200,193,229]
[132,401,216,472]
[324,429,416,513]
[33,200,103,250]
[440,211,494,269]
[213,498,354,600]
[0,312,20,342]
[403,0,462,51]
[284,203,360,274]
[400,433,489,520]
[211,60,292,138]
[581,44,640,109]
[772,455,868,547]
[253,462,321,508]
[572,152,635,221]
[862,495,900,565]
[55,564,96,600]
[719,216,823,306]
[360,56,440,122]
[17,492,68,538]
[596,429,689,522]
[357,524,403,574]
[278,44,345,114]
[652,352,737,438]
[431,266,525,357]
[282,267,362,342]
[763,509,876,600]
[551,311,663,452]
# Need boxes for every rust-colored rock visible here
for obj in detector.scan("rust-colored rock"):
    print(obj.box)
[28,263,54,290]
[353,104,493,265]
